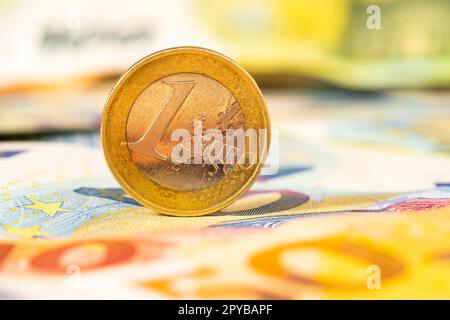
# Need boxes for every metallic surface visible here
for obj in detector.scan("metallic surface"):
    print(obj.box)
[101,47,270,216]
[127,73,242,190]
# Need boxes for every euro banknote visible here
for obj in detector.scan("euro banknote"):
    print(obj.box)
[1,131,449,239]
[0,210,449,299]
[0,0,448,90]
[0,90,449,298]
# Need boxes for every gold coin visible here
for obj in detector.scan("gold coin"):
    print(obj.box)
[101,47,270,216]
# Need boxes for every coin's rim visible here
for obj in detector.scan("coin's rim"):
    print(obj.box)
[101,46,270,216]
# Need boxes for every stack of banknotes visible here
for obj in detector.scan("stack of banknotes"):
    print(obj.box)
[0,90,449,299]
[0,0,448,90]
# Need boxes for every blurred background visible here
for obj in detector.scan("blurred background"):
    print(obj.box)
[0,0,449,142]
[0,0,450,300]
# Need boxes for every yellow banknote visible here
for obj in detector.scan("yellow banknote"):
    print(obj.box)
[0,209,449,299]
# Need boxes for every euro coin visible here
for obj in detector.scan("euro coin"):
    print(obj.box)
[101,47,270,216]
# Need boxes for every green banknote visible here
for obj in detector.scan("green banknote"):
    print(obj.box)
[198,0,450,89]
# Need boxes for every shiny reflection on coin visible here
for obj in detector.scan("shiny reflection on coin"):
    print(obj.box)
[102,47,270,216]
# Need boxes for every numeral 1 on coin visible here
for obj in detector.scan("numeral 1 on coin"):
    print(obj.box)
[127,80,196,160]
